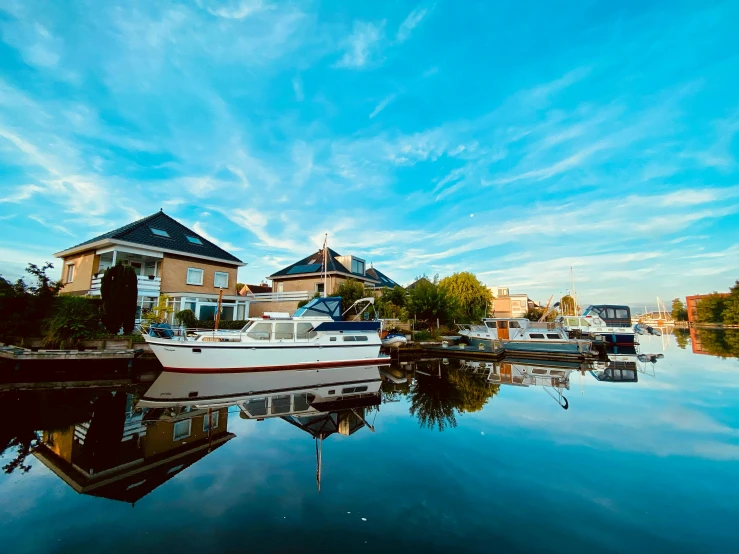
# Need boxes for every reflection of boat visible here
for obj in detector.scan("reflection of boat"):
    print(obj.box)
[555,305,637,344]
[459,358,573,409]
[139,364,383,411]
[142,297,387,372]
[457,318,593,354]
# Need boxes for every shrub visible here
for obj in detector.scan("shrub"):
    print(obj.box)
[41,296,101,348]
[175,309,197,328]
[414,330,433,341]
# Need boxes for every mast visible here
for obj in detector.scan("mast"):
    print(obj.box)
[322,234,328,298]
[570,266,578,316]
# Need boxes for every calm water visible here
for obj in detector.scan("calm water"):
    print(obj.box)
[1,330,738,553]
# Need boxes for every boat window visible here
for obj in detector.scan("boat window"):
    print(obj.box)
[551,370,566,376]
[497,321,509,329]
[616,309,629,319]
[547,333,561,339]
[244,398,267,416]
[485,321,496,328]
[342,386,368,394]
[293,393,310,411]
[296,323,316,339]
[271,395,291,414]
[343,335,356,341]
[274,322,294,340]
[330,337,336,341]
[247,322,272,340]
[529,333,545,339]
[532,368,548,375]
[606,308,616,319]
[509,321,521,328]
[355,336,368,341]
[240,320,255,332]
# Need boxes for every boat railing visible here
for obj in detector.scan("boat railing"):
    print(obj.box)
[137,323,247,342]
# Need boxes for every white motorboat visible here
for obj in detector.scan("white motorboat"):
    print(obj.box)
[457,318,594,355]
[555,305,638,344]
[381,332,407,347]
[142,297,387,373]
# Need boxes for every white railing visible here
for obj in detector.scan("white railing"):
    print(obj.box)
[245,291,311,302]
[90,275,161,296]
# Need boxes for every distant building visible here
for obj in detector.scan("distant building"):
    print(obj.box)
[248,247,399,316]
[54,210,248,323]
[405,276,432,291]
[239,283,273,295]
[685,293,730,323]
[489,286,534,318]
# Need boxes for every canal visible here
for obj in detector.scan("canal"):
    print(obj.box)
[1,330,738,553]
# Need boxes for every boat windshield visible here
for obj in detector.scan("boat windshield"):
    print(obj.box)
[293,297,342,320]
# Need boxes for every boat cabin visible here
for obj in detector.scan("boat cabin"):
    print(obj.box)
[581,305,631,327]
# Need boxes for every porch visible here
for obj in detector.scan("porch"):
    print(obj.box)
[88,247,163,298]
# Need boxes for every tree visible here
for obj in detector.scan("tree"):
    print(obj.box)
[101,262,138,333]
[694,293,727,324]
[332,279,370,317]
[438,272,492,323]
[722,280,739,326]
[560,295,576,316]
[525,306,559,322]
[671,298,688,321]
[407,276,455,329]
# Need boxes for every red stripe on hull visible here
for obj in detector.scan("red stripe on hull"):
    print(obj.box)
[160,358,391,374]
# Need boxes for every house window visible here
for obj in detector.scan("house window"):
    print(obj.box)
[186,235,203,245]
[352,259,365,274]
[315,283,325,294]
[276,282,284,293]
[173,419,191,441]
[187,268,204,285]
[203,411,219,432]
[150,227,170,238]
[65,264,75,283]
[214,272,229,288]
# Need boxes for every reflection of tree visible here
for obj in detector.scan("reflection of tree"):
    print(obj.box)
[409,366,499,431]
[697,330,739,358]
[674,329,689,349]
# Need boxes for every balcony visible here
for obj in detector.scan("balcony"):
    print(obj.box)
[244,291,311,302]
[90,275,161,297]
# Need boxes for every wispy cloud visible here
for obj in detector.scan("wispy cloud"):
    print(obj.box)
[369,94,396,118]
[396,7,428,42]
[198,0,268,20]
[291,76,304,101]
[334,20,385,69]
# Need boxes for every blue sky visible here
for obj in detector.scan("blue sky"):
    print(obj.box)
[0,0,738,304]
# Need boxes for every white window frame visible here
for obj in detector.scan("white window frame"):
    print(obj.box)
[214,271,229,288]
[203,411,219,432]
[65,263,75,283]
[173,419,191,441]
[187,268,204,286]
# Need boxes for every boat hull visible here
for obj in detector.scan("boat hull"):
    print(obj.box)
[502,340,589,355]
[144,338,385,372]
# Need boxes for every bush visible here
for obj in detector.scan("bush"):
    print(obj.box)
[414,330,433,341]
[175,309,197,328]
[41,296,102,348]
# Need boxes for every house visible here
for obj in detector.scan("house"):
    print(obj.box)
[250,247,399,316]
[33,391,234,504]
[686,293,730,324]
[489,286,534,318]
[54,210,248,323]
[238,283,273,295]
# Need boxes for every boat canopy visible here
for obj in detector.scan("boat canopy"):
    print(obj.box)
[293,297,342,321]
[582,305,631,326]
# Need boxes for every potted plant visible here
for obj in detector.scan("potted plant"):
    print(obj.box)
[148,274,156,280]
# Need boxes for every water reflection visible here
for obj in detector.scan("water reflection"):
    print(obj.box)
[689,328,739,358]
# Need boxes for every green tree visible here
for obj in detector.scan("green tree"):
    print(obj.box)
[560,295,576,316]
[407,275,455,329]
[695,293,727,324]
[671,298,688,321]
[722,280,739,326]
[101,262,138,333]
[332,279,371,317]
[438,272,492,323]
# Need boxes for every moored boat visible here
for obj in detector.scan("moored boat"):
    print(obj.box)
[141,297,387,372]
[555,305,638,345]
[457,318,594,355]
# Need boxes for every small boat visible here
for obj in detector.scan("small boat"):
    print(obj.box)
[142,297,387,373]
[555,305,638,344]
[457,318,593,355]
[381,332,407,347]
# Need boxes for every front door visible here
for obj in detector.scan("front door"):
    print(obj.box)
[497,320,509,340]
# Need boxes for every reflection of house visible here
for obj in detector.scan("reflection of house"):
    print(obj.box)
[54,210,248,323]
[249,248,399,316]
[33,391,233,504]
[686,293,730,324]
[489,287,534,318]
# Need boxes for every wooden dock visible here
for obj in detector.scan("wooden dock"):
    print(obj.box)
[0,345,139,368]
[395,340,607,362]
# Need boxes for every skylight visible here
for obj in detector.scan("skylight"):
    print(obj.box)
[150,227,170,237]
[186,236,203,245]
